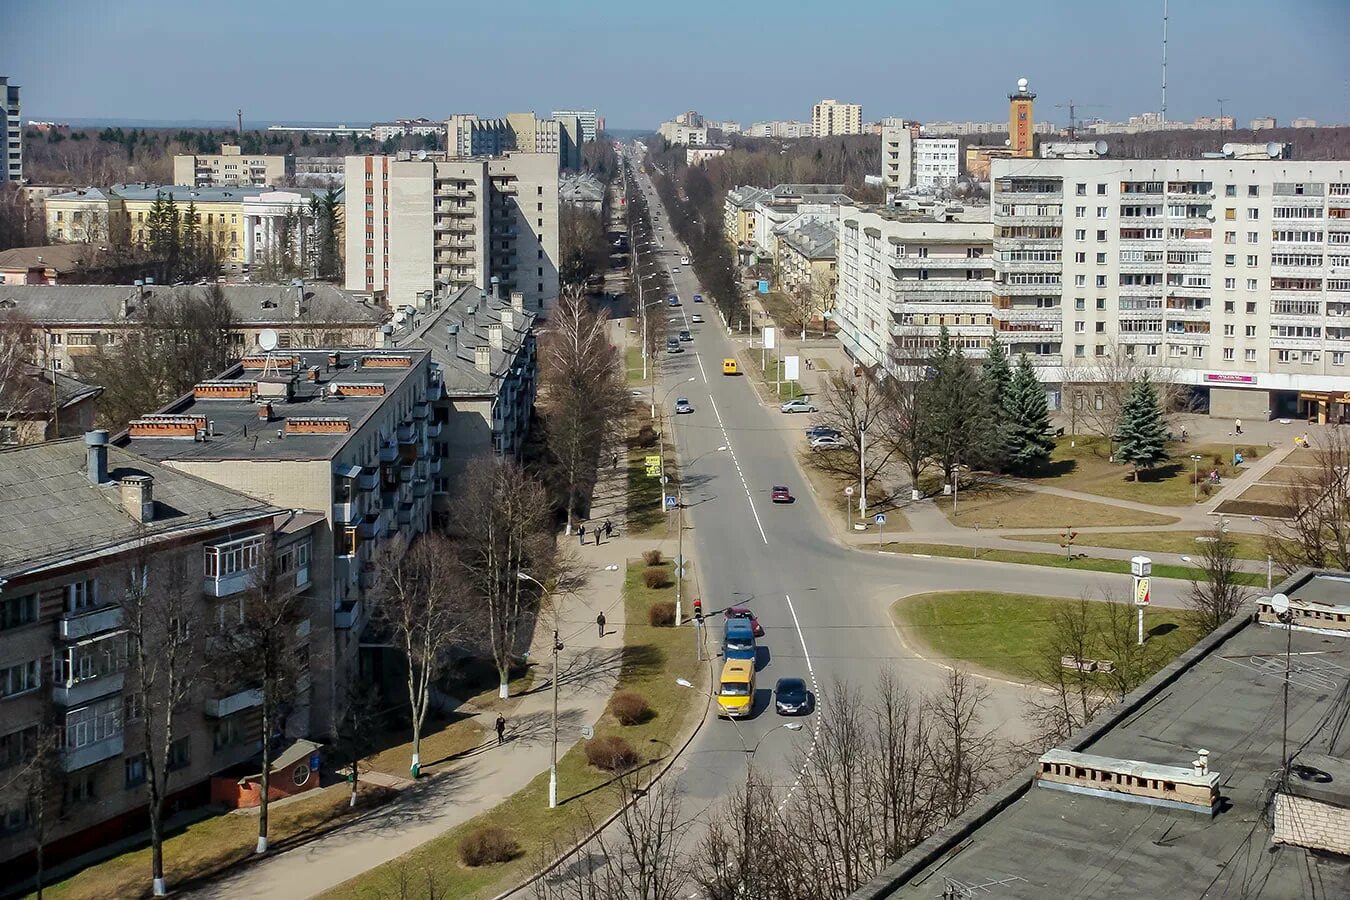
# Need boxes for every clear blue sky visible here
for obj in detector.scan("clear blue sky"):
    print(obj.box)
[8,0,1348,128]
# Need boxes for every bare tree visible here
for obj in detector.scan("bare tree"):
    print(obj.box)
[1095,591,1160,703]
[1023,595,1108,749]
[879,340,934,494]
[0,311,51,439]
[452,459,557,699]
[5,714,64,899]
[1187,526,1250,633]
[1061,342,1190,439]
[124,545,203,896]
[811,369,898,502]
[329,684,382,808]
[371,534,473,777]
[1266,426,1350,575]
[926,669,1000,821]
[696,769,805,900]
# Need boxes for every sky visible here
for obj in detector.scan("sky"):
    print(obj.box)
[7,0,1349,129]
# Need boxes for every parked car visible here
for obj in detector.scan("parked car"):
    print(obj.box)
[691,313,704,323]
[693,294,704,303]
[805,425,841,440]
[681,255,691,265]
[810,435,847,451]
[724,606,764,637]
[679,330,693,342]
[668,296,680,306]
[674,398,694,414]
[774,677,811,716]
[780,398,817,414]
[665,337,683,353]
[672,266,681,273]
[770,485,794,503]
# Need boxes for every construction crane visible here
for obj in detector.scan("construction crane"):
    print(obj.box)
[1055,100,1104,141]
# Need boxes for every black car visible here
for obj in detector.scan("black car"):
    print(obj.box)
[774,677,811,715]
[805,425,841,441]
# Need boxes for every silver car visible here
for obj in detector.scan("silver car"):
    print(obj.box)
[780,398,817,414]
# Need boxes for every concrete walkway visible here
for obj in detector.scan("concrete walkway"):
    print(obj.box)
[188,465,638,900]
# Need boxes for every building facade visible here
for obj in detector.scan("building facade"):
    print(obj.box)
[811,99,863,137]
[0,365,101,445]
[834,204,995,373]
[657,122,708,146]
[551,109,598,144]
[2,76,19,183]
[1008,77,1037,156]
[344,151,559,314]
[371,119,443,142]
[172,145,295,188]
[990,156,1350,420]
[914,139,960,191]
[881,119,915,193]
[775,219,838,306]
[445,113,580,171]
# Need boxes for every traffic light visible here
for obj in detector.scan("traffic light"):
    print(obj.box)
[692,598,703,622]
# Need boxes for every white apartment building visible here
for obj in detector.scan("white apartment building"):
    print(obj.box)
[834,204,995,374]
[551,109,598,143]
[657,122,708,146]
[915,139,960,191]
[990,156,1350,421]
[172,144,295,187]
[2,77,20,182]
[882,118,914,193]
[344,151,559,313]
[371,118,443,142]
[812,99,863,137]
[445,113,580,171]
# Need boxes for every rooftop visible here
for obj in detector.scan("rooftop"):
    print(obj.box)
[0,243,98,274]
[108,183,273,203]
[779,219,838,259]
[845,202,992,227]
[3,363,103,414]
[858,570,1350,900]
[115,348,430,462]
[390,286,535,398]
[559,172,605,204]
[0,436,276,579]
[0,283,386,328]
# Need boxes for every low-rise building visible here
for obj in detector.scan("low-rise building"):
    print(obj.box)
[724,186,774,249]
[0,244,101,285]
[724,183,851,260]
[1249,116,1278,131]
[686,145,727,167]
[44,188,126,246]
[0,282,385,373]
[559,173,605,215]
[775,219,838,310]
[0,364,102,445]
[173,144,295,188]
[0,433,306,874]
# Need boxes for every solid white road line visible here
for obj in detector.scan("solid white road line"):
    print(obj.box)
[779,591,822,812]
[706,395,768,545]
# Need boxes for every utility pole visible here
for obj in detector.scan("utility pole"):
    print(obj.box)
[237,108,243,136]
[1217,98,1231,142]
[858,423,868,520]
[550,627,561,808]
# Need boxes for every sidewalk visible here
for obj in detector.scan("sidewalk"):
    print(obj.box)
[188,466,637,900]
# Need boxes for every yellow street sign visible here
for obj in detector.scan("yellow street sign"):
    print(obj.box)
[1134,577,1151,606]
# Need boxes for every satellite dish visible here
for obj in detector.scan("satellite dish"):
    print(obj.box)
[1222,142,1235,157]
[418,150,428,161]
[259,328,279,352]
[1266,141,1283,158]
[1017,77,1028,92]
[1271,593,1290,615]
[1094,140,1108,156]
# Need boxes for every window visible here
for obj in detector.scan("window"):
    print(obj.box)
[1075,274,1085,287]
[125,755,147,788]
[64,696,121,749]
[1245,348,1257,362]
[1095,322,1106,333]
[1,660,40,698]
[1096,298,1107,310]
[1225,184,1236,197]
[1225,254,1236,266]
[213,717,243,751]
[1247,302,1257,314]
[1247,279,1258,291]
[1096,275,1107,287]
[124,691,144,722]
[1074,344,1085,357]
[1076,183,1087,196]
[1224,278,1236,290]
[1248,208,1259,221]
[1075,206,1086,218]
[168,736,191,772]
[1225,208,1236,221]
[1096,229,1106,242]
[1074,251,1086,263]
[1248,231,1259,243]
[1095,344,1106,357]
[1225,231,1236,244]
[1074,321,1085,333]
[1248,185,1259,197]
[1247,254,1259,267]
[203,535,265,579]
[1074,229,1086,241]
[1097,184,1107,195]
[0,593,36,631]
[1277,349,1294,363]
[1192,345,1204,359]
[66,579,98,613]
[1074,297,1085,311]
[1225,300,1235,312]
[1223,324,1235,336]
[1334,352,1346,366]
[0,726,38,771]
[1223,347,1234,361]
[67,771,97,806]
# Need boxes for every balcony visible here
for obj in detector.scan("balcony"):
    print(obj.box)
[414,480,431,498]
[396,423,417,444]
[895,301,993,316]
[336,554,360,586]
[64,734,124,772]
[205,686,263,718]
[996,322,1063,338]
[204,569,255,598]
[333,499,362,524]
[60,606,123,641]
[358,470,380,492]
[335,599,362,630]
[378,442,399,463]
[994,189,1063,203]
[425,421,443,439]
[891,256,990,270]
[53,671,124,707]
[995,281,1062,297]
[428,457,443,475]
[1164,284,1212,298]
[412,401,429,420]
[357,518,381,539]
[991,305,1063,324]
[1269,334,1324,349]
[1162,306,1211,321]
[398,506,415,525]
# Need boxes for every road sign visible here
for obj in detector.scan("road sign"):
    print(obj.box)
[645,454,662,478]
[845,486,855,496]
[1133,576,1151,606]
[580,725,594,739]
[664,495,678,510]
[758,279,770,294]
[1130,555,1152,577]
[784,355,800,381]
[874,514,887,526]
[763,326,777,350]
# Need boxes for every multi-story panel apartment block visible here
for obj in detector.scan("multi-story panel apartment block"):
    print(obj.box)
[551,109,598,144]
[657,122,708,146]
[915,139,960,191]
[0,433,313,873]
[344,152,558,313]
[881,118,915,193]
[990,156,1350,421]
[370,118,443,142]
[2,77,20,183]
[445,113,580,171]
[0,282,384,374]
[811,99,863,137]
[112,349,436,733]
[834,204,995,373]
[173,144,295,187]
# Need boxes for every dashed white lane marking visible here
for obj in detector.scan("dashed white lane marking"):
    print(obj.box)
[706,395,768,545]
[778,591,821,811]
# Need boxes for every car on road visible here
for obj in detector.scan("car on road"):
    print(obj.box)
[665,337,682,353]
[674,398,694,415]
[774,677,811,716]
[717,660,755,719]
[805,425,841,440]
[678,329,693,342]
[668,296,680,306]
[672,267,681,274]
[809,435,848,451]
[770,485,794,503]
[724,606,763,637]
[780,398,817,414]
[693,294,703,303]
[691,313,704,323]
[722,618,756,661]
[722,358,739,375]
[681,255,691,265]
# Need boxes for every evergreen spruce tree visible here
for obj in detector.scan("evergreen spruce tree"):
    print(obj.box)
[1114,375,1169,480]
[181,200,200,268]
[981,338,1013,411]
[1004,354,1055,474]
[980,338,1014,471]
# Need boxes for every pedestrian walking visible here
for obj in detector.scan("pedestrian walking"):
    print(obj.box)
[595,527,602,546]
[1234,418,1243,435]
[612,451,619,469]
[597,612,607,638]
[495,714,506,745]
[604,519,613,539]
[1303,432,1312,449]
[578,524,586,545]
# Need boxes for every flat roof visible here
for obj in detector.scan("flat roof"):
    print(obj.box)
[860,570,1350,900]
[116,349,429,462]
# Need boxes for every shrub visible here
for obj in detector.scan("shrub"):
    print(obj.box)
[637,425,658,448]
[609,690,653,725]
[643,567,669,590]
[649,600,675,626]
[642,549,663,566]
[458,826,521,867]
[584,735,639,771]
[1199,481,1213,497]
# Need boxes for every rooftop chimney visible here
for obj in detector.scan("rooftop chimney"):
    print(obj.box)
[258,402,273,421]
[119,474,154,523]
[85,430,109,485]
[380,323,395,349]
[474,346,492,374]
[510,291,525,313]
[501,308,515,332]
[488,324,503,351]
[447,322,460,353]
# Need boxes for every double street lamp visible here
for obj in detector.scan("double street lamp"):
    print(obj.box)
[516,570,563,810]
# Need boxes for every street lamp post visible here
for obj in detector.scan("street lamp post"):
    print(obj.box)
[674,678,802,756]
[516,571,561,809]
[858,423,867,521]
[1191,454,1203,501]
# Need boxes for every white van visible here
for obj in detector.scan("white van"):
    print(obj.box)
[680,255,691,265]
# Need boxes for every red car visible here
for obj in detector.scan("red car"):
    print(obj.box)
[771,485,794,503]
[724,606,764,637]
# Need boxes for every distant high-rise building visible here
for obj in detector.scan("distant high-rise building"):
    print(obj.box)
[1291,118,1318,129]
[812,99,863,136]
[551,109,598,143]
[881,118,914,192]
[445,113,580,170]
[2,76,20,183]
[172,143,294,187]
[1008,77,1036,156]
[1250,116,1278,131]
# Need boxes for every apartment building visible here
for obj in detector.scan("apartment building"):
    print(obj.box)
[990,156,1350,420]
[811,99,863,137]
[44,188,125,245]
[0,365,101,445]
[343,151,559,314]
[752,191,853,261]
[0,282,385,373]
[2,77,19,183]
[834,203,995,373]
[723,183,850,257]
[914,139,960,191]
[0,434,309,872]
[113,348,436,734]
[172,145,295,188]
[371,118,443,142]
[775,219,838,302]
[881,119,915,192]
[745,121,812,139]
[551,109,598,143]
[445,113,580,171]
[559,172,605,215]
[657,121,708,146]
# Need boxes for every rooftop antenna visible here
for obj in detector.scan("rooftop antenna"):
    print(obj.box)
[1217,98,1231,142]
[1161,0,1168,126]
[257,327,286,381]
[1271,592,1293,779]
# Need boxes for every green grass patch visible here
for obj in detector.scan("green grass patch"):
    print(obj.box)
[877,541,1266,586]
[934,483,1179,528]
[626,443,668,537]
[892,591,1198,682]
[740,347,806,402]
[319,560,701,900]
[1030,436,1258,506]
[1004,529,1276,561]
[625,346,651,386]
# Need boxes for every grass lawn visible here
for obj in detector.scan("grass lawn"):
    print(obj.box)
[1004,529,1276,561]
[1028,436,1261,507]
[892,591,1198,682]
[1264,465,1317,484]
[740,347,806,402]
[876,541,1267,586]
[44,783,395,900]
[934,483,1179,528]
[624,347,650,386]
[626,442,669,537]
[320,559,703,900]
[797,450,910,531]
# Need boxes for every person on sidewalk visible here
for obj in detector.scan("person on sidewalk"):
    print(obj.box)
[613,451,620,469]
[604,519,613,539]
[1234,418,1243,435]
[495,714,506,745]
[595,527,602,546]
[597,611,607,638]
[578,524,586,546]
